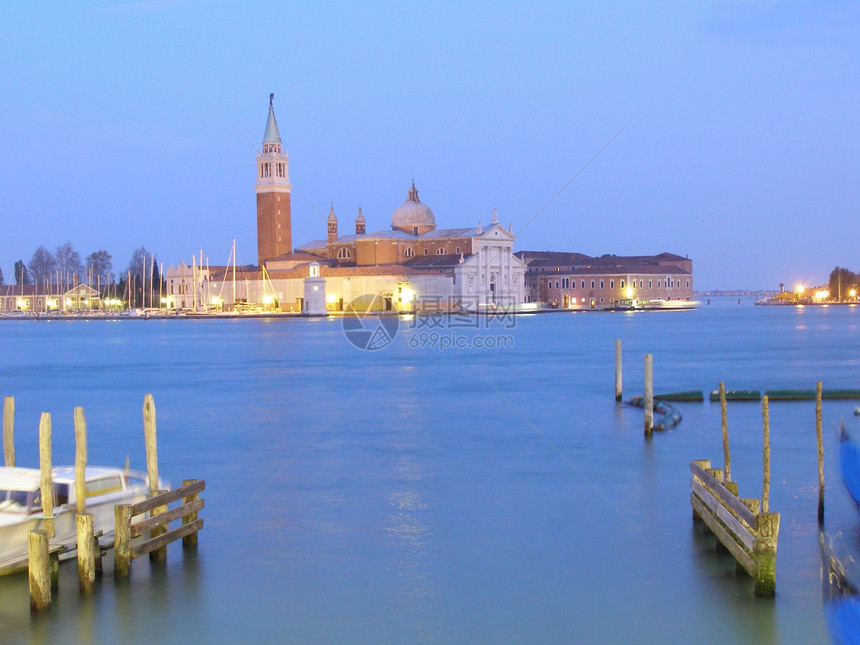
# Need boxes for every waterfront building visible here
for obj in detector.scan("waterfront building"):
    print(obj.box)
[0,284,102,313]
[518,251,693,308]
[165,96,526,313]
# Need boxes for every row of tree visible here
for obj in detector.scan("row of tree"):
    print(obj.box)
[828,267,860,300]
[2,244,156,287]
[2,244,165,308]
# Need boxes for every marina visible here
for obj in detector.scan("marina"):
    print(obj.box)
[0,296,858,642]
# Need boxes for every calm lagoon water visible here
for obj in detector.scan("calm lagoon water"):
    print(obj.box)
[1,297,860,644]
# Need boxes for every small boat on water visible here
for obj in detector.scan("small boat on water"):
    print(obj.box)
[840,424,860,508]
[0,465,152,571]
[821,531,860,644]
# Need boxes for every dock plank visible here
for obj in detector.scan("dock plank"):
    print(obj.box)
[690,462,756,526]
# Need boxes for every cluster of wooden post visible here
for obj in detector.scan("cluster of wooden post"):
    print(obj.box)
[114,394,204,579]
[690,381,789,595]
[14,393,195,611]
[23,405,101,610]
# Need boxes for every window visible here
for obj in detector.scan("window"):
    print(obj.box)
[581,280,585,289]
[423,249,429,255]
[610,280,614,289]
[405,248,414,257]
[600,280,604,289]
[555,281,559,289]
[591,280,595,289]
[657,281,661,288]
[648,280,652,289]
[85,476,123,498]
[337,248,352,259]
[413,226,419,235]
[639,280,643,288]
[436,248,447,255]
[455,247,461,254]
[620,280,625,288]
[686,280,690,288]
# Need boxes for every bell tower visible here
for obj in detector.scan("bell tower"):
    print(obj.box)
[256,94,292,267]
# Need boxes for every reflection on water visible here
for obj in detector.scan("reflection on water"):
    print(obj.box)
[1,301,859,642]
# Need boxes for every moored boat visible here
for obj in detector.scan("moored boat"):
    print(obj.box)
[0,465,153,572]
[840,424,860,509]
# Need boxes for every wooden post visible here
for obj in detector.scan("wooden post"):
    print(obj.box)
[720,382,731,483]
[816,381,824,525]
[754,512,780,595]
[38,413,54,538]
[3,396,14,467]
[114,504,132,579]
[150,490,168,563]
[644,354,653,435]
[74,407,87,515]
[76,513,95,593]
[28,529,51,611]
[614,339,622,402]
[143,394,159,495]
[762,395,770,514]
[182,479,200,548]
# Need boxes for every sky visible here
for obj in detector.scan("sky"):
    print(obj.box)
[1,1,857,290]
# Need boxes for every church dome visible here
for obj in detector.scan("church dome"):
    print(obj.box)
[392,181,435,233]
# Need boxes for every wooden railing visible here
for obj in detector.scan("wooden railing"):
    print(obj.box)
[114,479,204,578]
[690,460,780,595]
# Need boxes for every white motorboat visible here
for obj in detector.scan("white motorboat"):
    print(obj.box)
[0,465,152,570]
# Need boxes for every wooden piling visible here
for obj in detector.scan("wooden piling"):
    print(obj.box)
[114,504,132,579]
[149,490,168,563]
[143,394,159,495]
[719,382,731,483]
[614,339,622,402]
[76,513,95,593]
[754,512,780,595]
[38,413,54,538]
[28,530,51,611]
[644,354,653,436]
[182,479,200,549]
[3,396,14,467]
[74,407,87,515]
[816,381,824,524]
[762,395,770,514]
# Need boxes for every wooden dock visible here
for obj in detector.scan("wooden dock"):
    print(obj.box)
[690,459,780,595]
[1,392,204,610]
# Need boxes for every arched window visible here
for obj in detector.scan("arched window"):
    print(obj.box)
[436,248,447,255]
[423,249,429,255]
[337,248,352,259]
[404,248,415,257]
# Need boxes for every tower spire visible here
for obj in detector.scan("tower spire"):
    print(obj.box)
[263,94,282,145]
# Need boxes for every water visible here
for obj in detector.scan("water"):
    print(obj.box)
[1,298,859,644]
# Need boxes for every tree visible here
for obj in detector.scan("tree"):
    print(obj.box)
[126,247,150,279]
[125,248,163,307]
[13,260,30,285]
[55,242,84,285]
[29,246,58,286]
[86,250,113,285]
[829,266,858,301]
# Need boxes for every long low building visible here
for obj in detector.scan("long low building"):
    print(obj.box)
[517,251,693,309]
[0,284,102,313]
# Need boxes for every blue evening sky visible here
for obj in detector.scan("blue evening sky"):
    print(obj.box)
[1,1,857,290]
